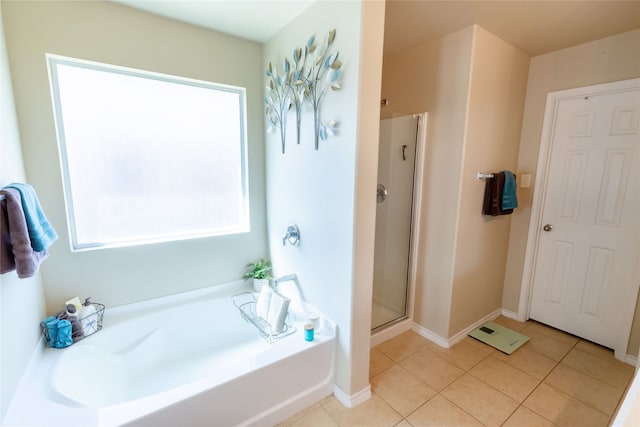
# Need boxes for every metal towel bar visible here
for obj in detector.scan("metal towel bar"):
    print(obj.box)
[477,172,495,180]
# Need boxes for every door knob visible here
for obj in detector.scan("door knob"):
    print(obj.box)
[543,224,554,232]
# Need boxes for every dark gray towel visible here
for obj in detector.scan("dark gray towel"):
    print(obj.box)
[0,188,48,278]
[482,172,513,216]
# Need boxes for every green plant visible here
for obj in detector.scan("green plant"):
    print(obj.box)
[242,259,272,280]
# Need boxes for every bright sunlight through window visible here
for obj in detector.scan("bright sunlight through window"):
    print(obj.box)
[47,55,249,251]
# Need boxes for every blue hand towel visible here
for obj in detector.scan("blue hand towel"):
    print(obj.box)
[43,316,59,347]
[5,183,58,252]
[54,319,73,348]
[501,171,518,210]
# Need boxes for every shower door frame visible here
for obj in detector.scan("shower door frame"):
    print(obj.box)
[371,112,428,346]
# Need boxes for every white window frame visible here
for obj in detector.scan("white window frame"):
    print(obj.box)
[47,54,249,251]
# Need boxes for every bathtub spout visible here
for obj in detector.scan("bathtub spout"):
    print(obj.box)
[273,274,298,290]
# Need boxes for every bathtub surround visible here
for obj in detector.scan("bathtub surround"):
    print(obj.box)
[3,281,337,426]
[264,1,385,406]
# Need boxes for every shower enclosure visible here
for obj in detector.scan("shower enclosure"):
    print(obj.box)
[371,114,423,332]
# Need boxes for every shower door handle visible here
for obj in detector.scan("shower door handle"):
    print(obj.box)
[377,184,388,203]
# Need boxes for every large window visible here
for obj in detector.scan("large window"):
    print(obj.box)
[47,54,249,251]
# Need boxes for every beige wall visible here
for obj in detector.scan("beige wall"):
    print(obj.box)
[381,25,529,339]
[3,1,268,312]
[0,4,47,421]
[502,29,640,354]
[450,27,529,336]
[382,26,474,338]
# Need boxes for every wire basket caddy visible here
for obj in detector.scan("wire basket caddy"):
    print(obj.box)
[40,302,105,347]
[232,292,296,343]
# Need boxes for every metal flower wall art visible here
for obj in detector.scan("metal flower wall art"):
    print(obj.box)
[265,29,342,154]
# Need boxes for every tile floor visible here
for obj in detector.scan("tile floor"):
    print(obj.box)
[279,316,636,427]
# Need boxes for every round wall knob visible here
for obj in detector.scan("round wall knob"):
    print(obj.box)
[543,224,554,232]
[376,184,388,203]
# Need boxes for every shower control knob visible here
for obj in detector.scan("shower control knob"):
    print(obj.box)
[376,184,388,203]
[282,224,300,246]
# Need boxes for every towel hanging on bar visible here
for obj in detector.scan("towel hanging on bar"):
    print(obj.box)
[482,171,517,216]
[0,188,50,278]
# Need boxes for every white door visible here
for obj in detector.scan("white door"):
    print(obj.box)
[529,81,640,351]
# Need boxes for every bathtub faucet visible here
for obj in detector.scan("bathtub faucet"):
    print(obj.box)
[273,274,298,290]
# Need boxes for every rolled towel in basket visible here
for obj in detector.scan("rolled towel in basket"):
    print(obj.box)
[256,285,272,320]
[43,316,59,347]
[54,319,73,348]
[267,291,290,333]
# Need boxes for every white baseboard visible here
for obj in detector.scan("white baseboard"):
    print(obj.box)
[500,308,524,322]
[624,354,638,367]
[333,385,371,409]
[370,318,413,347]
[411,309,502,349]
[411,323,450,348]
[448,309,502,347]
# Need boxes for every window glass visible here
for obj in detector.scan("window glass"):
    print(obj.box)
[47,54,249,251]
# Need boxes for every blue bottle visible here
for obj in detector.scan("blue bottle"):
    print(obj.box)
[304,324,314,341]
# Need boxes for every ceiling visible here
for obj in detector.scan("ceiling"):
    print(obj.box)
[115,1,640,57]
[114,0,315,43]
[384,1,640,57]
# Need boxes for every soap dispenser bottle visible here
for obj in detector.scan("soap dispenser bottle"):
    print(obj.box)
[80,297,98,336]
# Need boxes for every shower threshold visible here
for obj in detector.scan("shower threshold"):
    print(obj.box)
[371,298,407,332]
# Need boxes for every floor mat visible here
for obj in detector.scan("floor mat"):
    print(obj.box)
[468,321,529,354]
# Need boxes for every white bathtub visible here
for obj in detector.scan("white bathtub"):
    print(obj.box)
[3,281,336,427]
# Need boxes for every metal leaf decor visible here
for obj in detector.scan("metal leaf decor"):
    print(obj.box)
[264,29,342,153]
[265,61,292,154]
[289,47,306,145]
[304,29,342,149]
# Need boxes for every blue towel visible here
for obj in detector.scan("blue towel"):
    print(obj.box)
[54,319,73,348]
[5,183,58,252]
[43,316,59,347]
[501,171,518,210]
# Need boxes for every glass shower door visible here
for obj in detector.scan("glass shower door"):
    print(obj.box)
[371,115,418,331]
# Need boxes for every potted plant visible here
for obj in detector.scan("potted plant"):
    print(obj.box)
[243,259,272,292]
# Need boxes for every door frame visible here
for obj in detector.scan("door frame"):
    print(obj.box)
[518,78,640,361]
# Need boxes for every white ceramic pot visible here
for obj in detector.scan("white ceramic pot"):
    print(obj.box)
[253,278,269,293]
